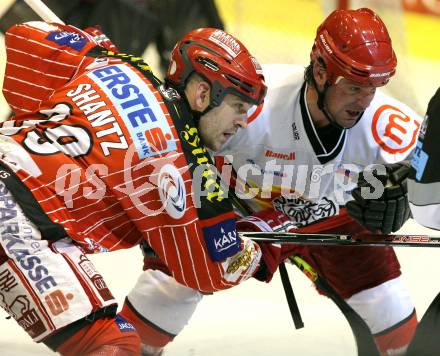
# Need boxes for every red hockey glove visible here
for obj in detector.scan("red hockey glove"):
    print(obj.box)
[236,209,297,283]
[83,25,120,53]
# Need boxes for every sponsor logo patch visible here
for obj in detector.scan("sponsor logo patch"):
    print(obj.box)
[226,245,252,274]
[265,149,295,161]
[0,183,58,295]
[158,164,186,219]
[223,238,261,283]
[45,290,74,316]
[0,265,48,338]
[78,255,114,302]
[372,104,420,154]
[208,30,241,58]
[88,64,177,158]
[203,218,240,262]
[115,315,136,333]
[46,31,88,51]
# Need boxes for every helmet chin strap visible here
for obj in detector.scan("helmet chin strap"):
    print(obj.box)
[315,80,345,130]
[314,79,363,130]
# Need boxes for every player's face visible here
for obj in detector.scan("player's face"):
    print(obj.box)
[198,94,251,151]
[325,78,377,128]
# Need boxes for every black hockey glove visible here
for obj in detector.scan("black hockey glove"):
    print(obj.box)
[346,163,411,234]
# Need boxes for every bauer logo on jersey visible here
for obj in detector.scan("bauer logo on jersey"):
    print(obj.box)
[203,219,241,262]
[46,31,88,51]
[88,64,177,158]
[372,104,421,155]
[158,164,186,219]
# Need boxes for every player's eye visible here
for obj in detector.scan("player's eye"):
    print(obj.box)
[234,103,246,114]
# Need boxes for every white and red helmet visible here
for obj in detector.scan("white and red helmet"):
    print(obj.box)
[167,28,267,107]
[311,8,397,87]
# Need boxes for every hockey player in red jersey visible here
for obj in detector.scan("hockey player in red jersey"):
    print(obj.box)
[0,21,279,355]
[119,8,422,356]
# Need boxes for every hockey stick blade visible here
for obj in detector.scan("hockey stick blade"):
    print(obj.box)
[239,232,440,248]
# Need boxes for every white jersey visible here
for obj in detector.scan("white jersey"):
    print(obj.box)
[218,64,422,226]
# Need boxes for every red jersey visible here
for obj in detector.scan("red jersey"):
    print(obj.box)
[0,21,262,293]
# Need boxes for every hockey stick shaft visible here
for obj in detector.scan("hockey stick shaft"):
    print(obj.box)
[289,255,380,356]
[278,262,304,329]
[23,0,64,24]
[240,232,440,248]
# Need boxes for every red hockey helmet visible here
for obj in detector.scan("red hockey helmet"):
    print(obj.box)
[311,8,397,87]
[166,28,266,107]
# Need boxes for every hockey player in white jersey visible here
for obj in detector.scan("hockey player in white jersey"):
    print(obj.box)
[119,8,423,355]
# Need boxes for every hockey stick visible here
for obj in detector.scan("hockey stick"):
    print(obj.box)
[23,0,64,24]
[240,231,440,248]
[289,255,380,356]
[278,262,304,329]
